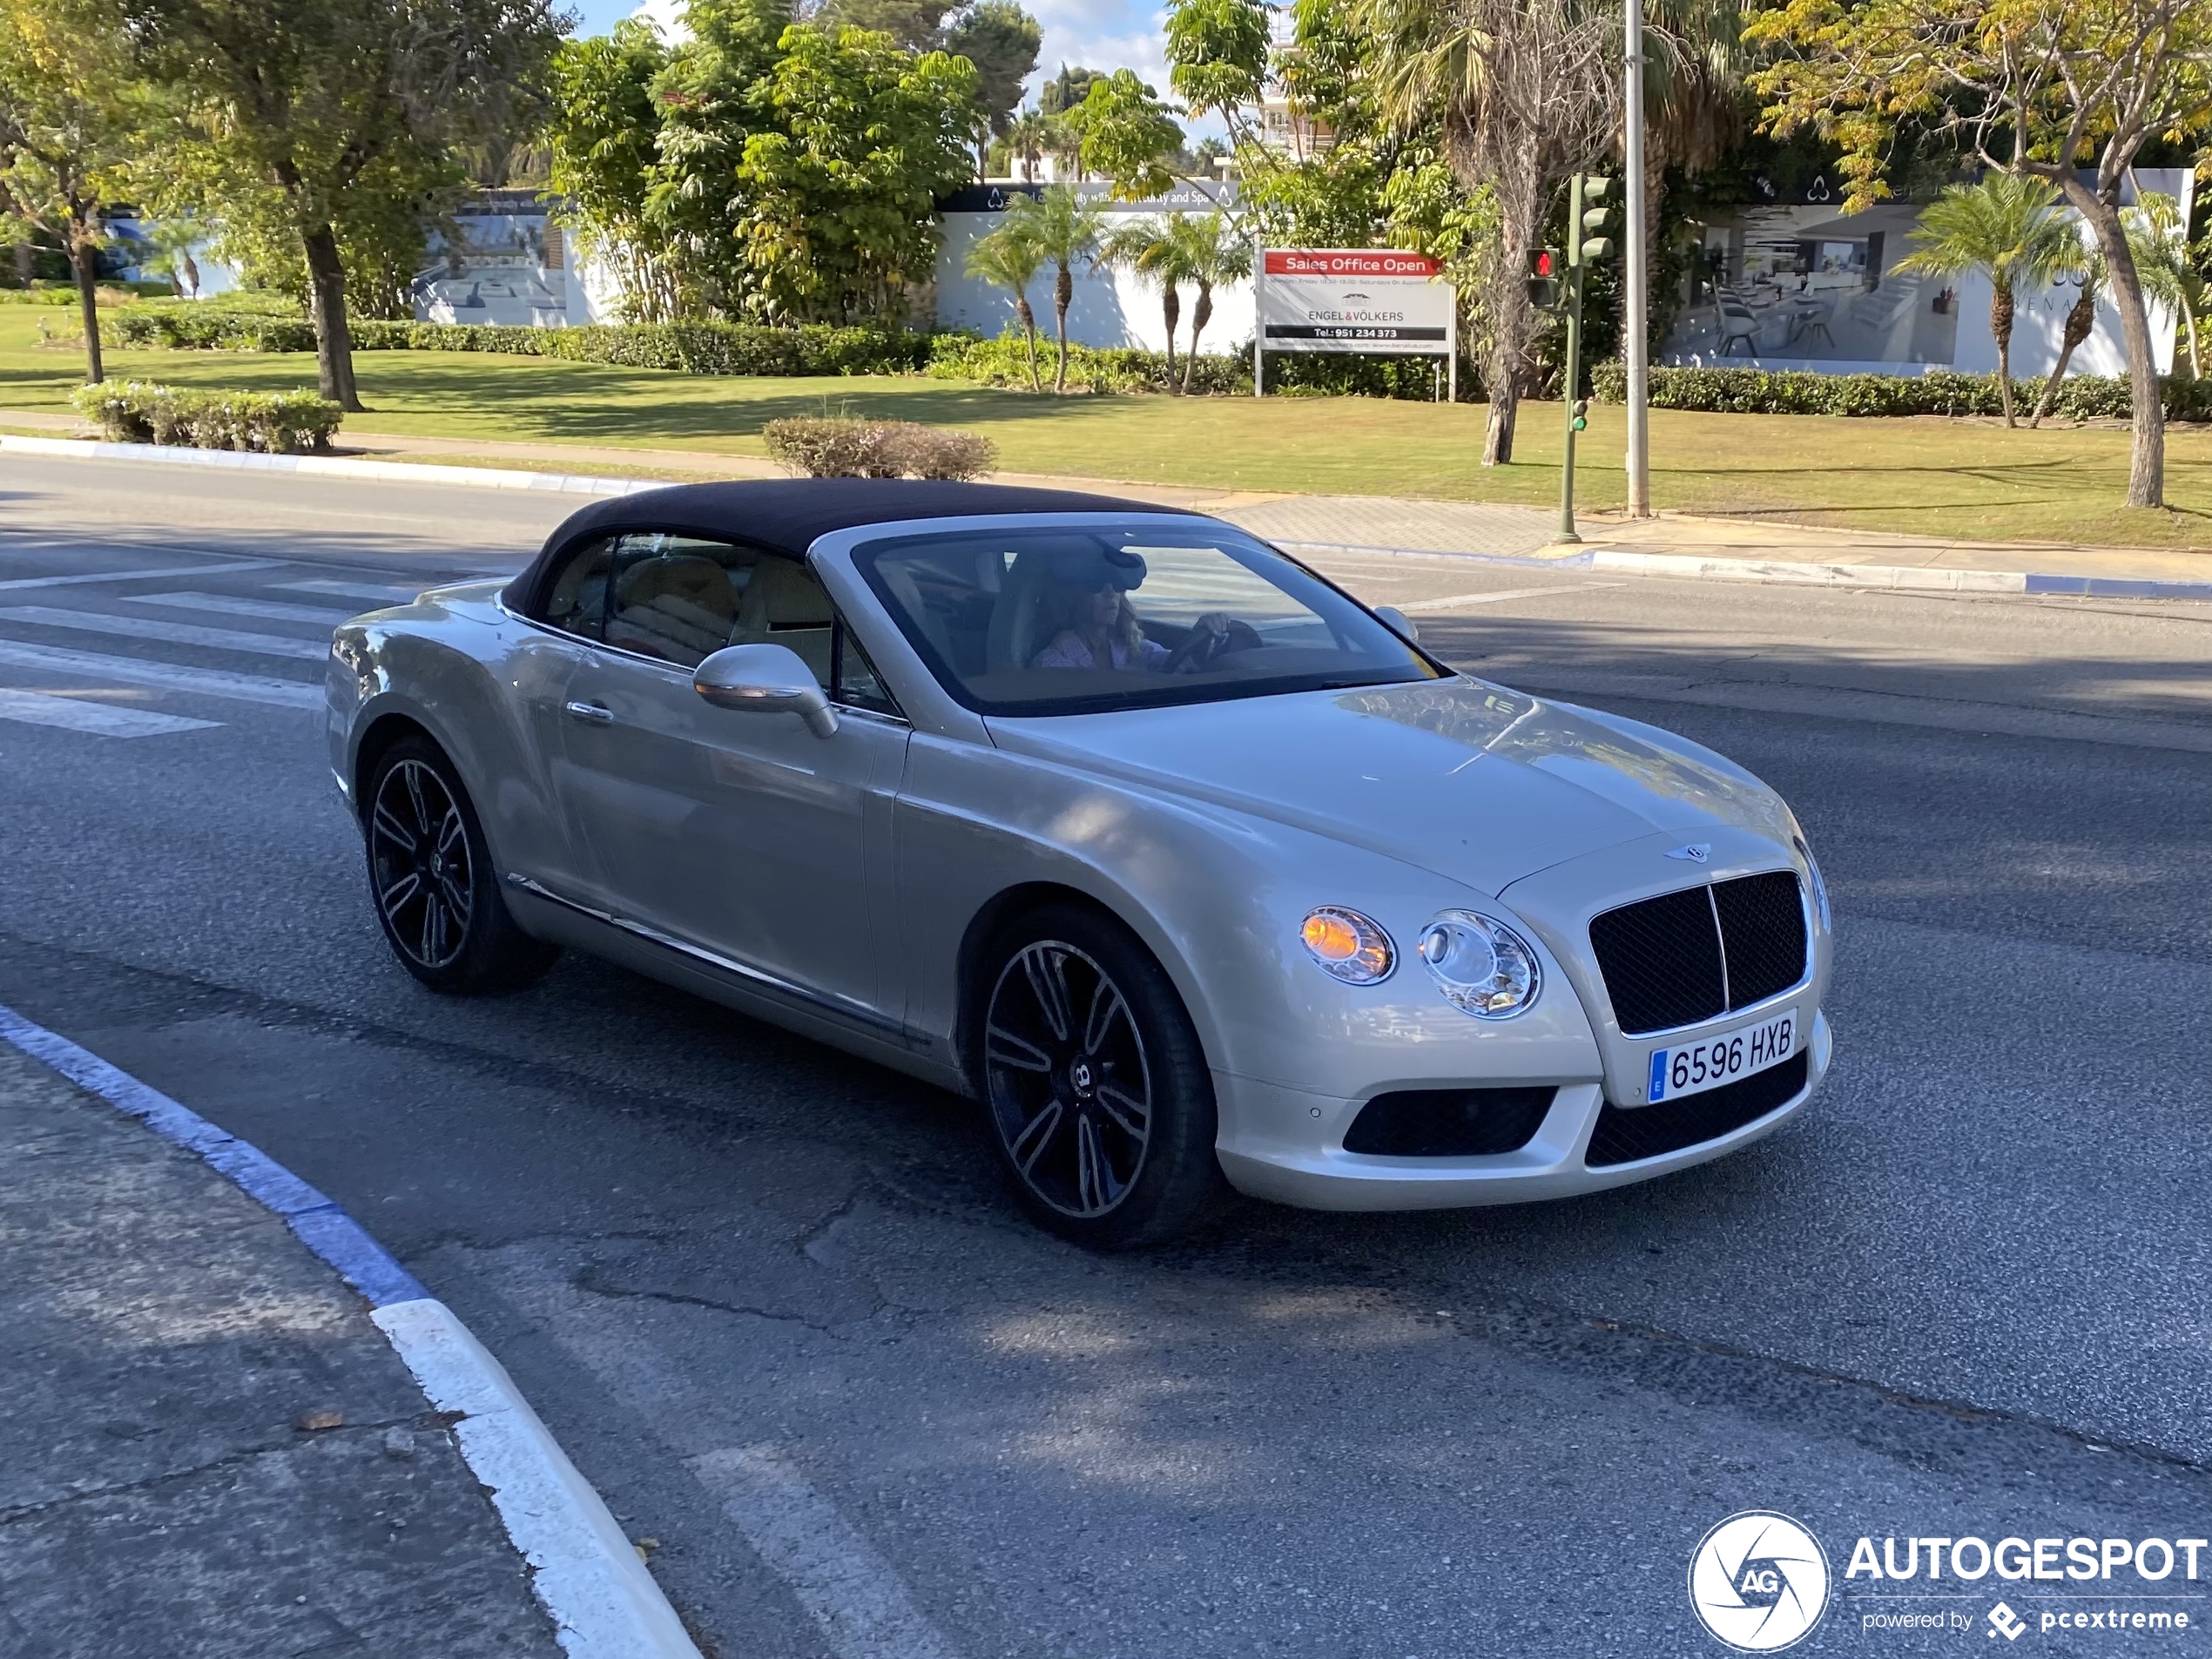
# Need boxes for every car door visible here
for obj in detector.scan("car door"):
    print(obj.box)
[496,529,619,899]
[553,533,909,1028]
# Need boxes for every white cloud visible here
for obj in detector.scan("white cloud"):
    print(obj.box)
[1023,3,1226,138]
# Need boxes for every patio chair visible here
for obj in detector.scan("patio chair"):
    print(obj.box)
[1716,292,1761,356]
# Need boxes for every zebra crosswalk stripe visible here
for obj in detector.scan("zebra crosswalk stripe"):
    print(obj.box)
[0,606,329,661]
[0,687,220,737]
[0,639,321,708]
[128,591,359,625]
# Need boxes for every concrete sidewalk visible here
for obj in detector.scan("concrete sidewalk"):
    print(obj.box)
[0,1040,562,1658]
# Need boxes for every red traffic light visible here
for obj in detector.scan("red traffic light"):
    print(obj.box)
[1531,248,1556,278]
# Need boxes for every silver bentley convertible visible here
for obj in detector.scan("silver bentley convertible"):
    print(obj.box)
[328,480,1833,1246]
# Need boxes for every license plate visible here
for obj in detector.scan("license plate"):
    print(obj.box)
[1646,1013,1797,1103]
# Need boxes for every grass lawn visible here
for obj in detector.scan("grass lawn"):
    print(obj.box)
[10,309,2212,550]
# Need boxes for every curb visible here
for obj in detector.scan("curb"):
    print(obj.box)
[0,1001,702,1659]
[0,433,663,498]
[1585,548,2212,602]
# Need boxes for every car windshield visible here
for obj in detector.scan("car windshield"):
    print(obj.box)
[854,523,1441,716]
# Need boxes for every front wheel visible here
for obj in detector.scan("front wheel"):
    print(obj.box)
[363,735,557,995]
[975,904,1224,1248]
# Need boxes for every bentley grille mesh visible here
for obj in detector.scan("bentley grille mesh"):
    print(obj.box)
[1587,871,1807,1036]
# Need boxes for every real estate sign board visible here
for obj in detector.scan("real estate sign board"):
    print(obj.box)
[1256,250,1455,356]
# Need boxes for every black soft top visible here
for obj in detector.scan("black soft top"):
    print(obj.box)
[504,477,1195,615]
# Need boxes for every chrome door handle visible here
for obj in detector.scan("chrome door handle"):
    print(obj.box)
[563,700,615,725]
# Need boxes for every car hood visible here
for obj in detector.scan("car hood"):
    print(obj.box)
[983,677,1796,895]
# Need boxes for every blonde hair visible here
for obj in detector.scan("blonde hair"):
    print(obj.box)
[1041,581,1145,658]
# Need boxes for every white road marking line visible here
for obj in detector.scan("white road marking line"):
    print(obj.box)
[1395,581,1626,613]
[129,590,359,624]
[0,605,329,660]
[0,556,287,592]
[690,1447,961,1659]
[0,640,320,707]
[279,577,421,604]
[0,686,219,736]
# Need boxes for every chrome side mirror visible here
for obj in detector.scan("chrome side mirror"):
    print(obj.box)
[1373,605,1420,645]
[693,644,839,738]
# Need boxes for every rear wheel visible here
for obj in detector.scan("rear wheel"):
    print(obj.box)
[364,735,557,995]
[976,904,1223,1248]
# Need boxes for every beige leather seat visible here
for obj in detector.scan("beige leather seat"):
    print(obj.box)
[607,555,738,665]
[732,556,835,685]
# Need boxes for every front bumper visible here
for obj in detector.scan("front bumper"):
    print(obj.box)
[1213,1010,1831,1211]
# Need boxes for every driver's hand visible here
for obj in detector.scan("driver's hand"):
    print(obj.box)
[1196,611,1231,635]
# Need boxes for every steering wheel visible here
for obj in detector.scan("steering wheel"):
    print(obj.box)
[1165,617,1265,673]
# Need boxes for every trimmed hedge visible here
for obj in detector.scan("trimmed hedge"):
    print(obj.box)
[110,303,935,375]
[70,380,341,453]
[762,416,995,480]
[1589,361,2212,423]
[927,329,1483,399]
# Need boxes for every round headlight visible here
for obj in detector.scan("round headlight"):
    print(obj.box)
[1300,906,1394,984]
[1418,911,1541,1018]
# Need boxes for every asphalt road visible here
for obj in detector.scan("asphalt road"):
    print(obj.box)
[3,453,2209,1658]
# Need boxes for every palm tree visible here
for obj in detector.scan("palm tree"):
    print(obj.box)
[1895,174,2077,427]
[1003,107,1055,184]
[2029,236,2101,428]
[1001,185,1103,393]
[1176,210,1251,393]
[966,220,1047,391]
[1101,214,1199,389]
[2124,192,2204,381]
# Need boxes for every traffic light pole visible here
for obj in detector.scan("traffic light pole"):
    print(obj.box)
[1558,173,1587,544]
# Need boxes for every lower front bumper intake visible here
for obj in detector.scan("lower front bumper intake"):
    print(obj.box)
[1213,1012,1832,1212]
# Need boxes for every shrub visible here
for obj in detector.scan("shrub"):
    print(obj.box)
[762,416,996,480]
[1588,361,2212,423]
[69,380,341,454]
[111,304,935,376]
[927,327,1484,400]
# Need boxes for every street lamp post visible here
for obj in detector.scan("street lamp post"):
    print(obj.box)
[1623,0,1652,518]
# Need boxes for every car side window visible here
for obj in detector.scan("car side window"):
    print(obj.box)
[538,535,616,641]
[832,623,900,718]
[604,534,755,669]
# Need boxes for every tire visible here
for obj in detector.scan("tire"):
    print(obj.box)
[363,734,558,995]
[974,902,1224,1249]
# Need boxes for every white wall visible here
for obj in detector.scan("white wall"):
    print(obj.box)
[934,185,1255,355]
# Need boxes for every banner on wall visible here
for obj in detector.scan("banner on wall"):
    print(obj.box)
[1255,250,1456,356]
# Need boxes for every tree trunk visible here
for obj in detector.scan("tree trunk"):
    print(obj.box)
[2029,283,2097,428]
[1013,293,1041,391]
[1991,282,2015,427]
[1480,163,1544,467]
[1161,286,1179,390]
[2186,304,2202,381]
[70,236,103,386]
[2065,185,2163,505]
[12,242,31,286]
[1053,260,1072,393]
[302,225,363,412]
[1183,283,1211,395]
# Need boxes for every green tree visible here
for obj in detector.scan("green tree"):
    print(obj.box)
[1101,212,1199,386]
[1893,174,2077,428]
[967,211,1047,388]
[1066,69,1184,200]
[1173,208,1250,388]
[1747,0,2212,507]
[945,1,1042,145]
[1001,183,1103,389]
[0,0,152,383]
[735,24,981,321]
[546,19,678,319]
[1037,64,1106,118]
[129,0,563,409]
[2125,192,2205,382]
[1001,105,1057,181]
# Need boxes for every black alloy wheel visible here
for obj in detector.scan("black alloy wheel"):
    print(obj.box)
[363,735,557,995]
[978,904,1223,1248]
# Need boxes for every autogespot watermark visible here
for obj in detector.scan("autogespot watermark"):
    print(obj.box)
[1689,1516,2209,1648]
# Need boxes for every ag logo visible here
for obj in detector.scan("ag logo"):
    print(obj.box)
[1689,1511,1831,1652]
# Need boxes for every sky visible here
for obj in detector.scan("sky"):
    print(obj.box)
[563,0,1184,121]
